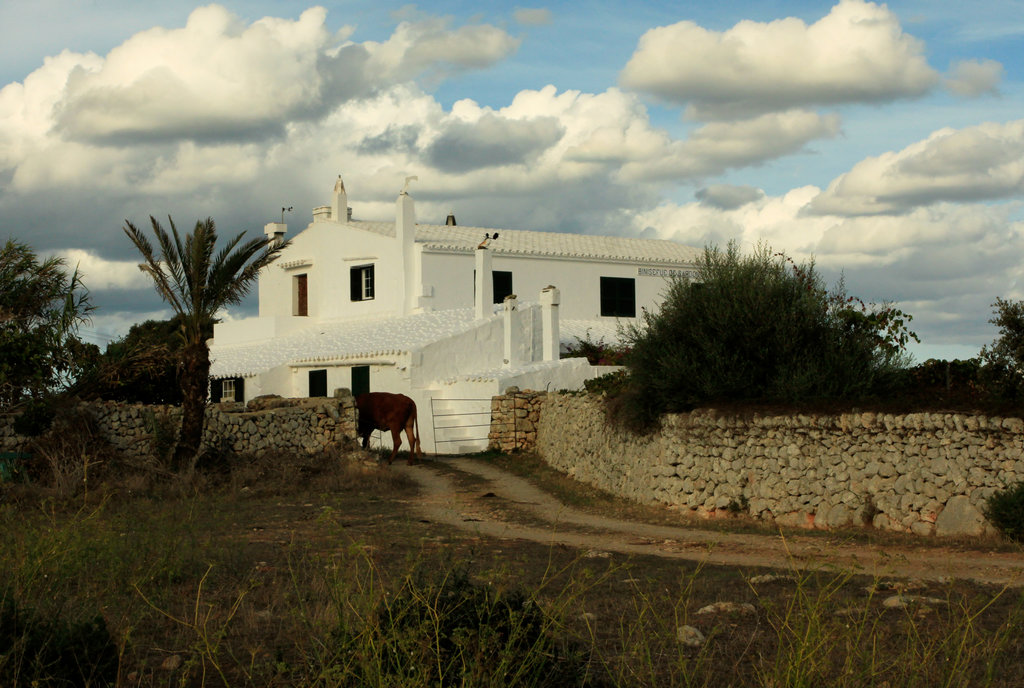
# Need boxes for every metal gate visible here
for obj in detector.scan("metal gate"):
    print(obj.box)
[430,398,492,454]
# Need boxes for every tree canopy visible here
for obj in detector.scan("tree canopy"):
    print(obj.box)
[124,216,287,468]
[0,239,95,409]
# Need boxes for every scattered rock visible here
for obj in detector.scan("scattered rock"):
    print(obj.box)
[935,496,987,537]
[749,574,794,585]
[696,601,756,615]
[882,594,912,609]
[676,625,706,647]
[159,655,183,672]
[584,550,611,558]
[882,594,948,609]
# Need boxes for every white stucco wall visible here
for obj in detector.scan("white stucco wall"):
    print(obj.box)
[258,219,406,321]
[419,249,687,324]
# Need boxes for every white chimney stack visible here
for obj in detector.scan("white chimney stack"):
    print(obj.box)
[540,286,560,361]
[263,222,287,245]
[474,246,493,320]
[396,178,418,315]
[331,175,348,223]
[503,294,519,367]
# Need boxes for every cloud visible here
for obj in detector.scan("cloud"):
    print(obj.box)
[619,110,841,181]
[629,190,1024,350]
[425,112,564,173]
[620,0,938,119]
[696,185,765,210]
[363,15,520,83]
[809,119,1024,215]
[53,6,367,145]
[945,58,1003,97]
[513,8,552,26]
[53,248,151,290]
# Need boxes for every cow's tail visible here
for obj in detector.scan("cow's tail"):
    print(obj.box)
[413,406,422,458]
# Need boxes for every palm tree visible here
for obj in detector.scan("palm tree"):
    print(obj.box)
[124,216,287,470]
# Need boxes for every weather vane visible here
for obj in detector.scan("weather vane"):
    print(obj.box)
[281,206,293,223]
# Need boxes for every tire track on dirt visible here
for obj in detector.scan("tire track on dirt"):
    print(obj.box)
[395,459,1024,586]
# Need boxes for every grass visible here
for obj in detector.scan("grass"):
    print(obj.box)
[2,446,1024,686]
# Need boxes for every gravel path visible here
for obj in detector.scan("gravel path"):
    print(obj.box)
[393,458,1024,586]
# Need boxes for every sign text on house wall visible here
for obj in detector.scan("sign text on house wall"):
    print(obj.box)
[637,267,694,278]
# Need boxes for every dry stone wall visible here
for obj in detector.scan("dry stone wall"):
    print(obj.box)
[1,394,358,462]
[488,387,544,452]
[491,391,1024,537]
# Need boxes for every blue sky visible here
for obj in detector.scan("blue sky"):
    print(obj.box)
[1,0,1023,361]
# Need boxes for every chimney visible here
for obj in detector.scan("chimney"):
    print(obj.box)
[263,222,287,246]
[540,286,560,361]
[474,246,493,320]
[503,294,519,368]
[446,211,457,226]
[396,178,417,315]
[331,175,348,223]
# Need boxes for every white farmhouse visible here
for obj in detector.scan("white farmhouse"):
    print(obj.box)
[209,176,700,453]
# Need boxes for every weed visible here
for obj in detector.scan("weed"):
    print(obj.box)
[0,591,118,687]
[984,481,1024,543]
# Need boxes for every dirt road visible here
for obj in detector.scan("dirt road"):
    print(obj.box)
[393,458,1024,586]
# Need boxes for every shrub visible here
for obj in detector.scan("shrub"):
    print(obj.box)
[984,481,1024,543]
[328,567,588,687]
[619,242,916,427]
[565,332,630,366]
[0,593,118,687]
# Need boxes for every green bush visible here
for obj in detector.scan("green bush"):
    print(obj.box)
[984,482,1024,543]
[565,332,630,366]
[328,567,588,687]
[0,593,118,687]
[620,243,916,427]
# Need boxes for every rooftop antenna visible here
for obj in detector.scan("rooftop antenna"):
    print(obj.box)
[281,206,293,223]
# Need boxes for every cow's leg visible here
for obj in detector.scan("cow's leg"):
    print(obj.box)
[388,426,402,465]
[404,417,418,465]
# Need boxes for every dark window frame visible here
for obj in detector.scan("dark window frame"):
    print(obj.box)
[600,276,636,318]
[309,369,328,398]
[294,273,308,316]
[350,264,375,301]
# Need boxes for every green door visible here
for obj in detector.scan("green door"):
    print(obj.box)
[351,365,370,398]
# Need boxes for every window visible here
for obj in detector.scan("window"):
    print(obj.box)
[600,276,636,317]
[472,270,514,303]
[210,377,244,402]
[309,369,327,397]
[351,365,370,398]
[350,264,374,301]
[293,274,308,316]
[493,271,513,303]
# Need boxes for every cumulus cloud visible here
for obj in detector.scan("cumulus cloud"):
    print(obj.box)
[363,15,520,83]
[619,110,840,181]
[620,0,938,119]
[945,58,1003,97]
[696,185,765,209]
[629,190,1024,351]
[810,119,1024,215]
[53,6,367,144]
[425,112,564,172]
[54,249,151,290]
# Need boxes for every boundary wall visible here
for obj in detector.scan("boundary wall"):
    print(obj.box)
[1,394,358,462]
[489,391,1023,537]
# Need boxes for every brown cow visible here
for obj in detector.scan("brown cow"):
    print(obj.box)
[355,392,422,465]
